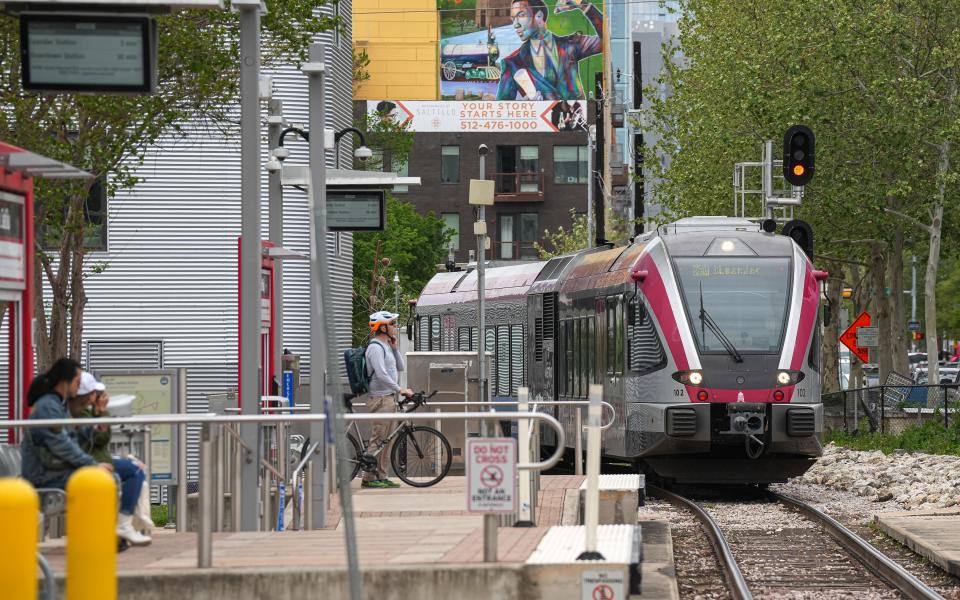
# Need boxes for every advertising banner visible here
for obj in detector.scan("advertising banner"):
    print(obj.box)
[366,99,587,132]
[437,0,603,101]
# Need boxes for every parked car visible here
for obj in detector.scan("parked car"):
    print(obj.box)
[904,367,960,406]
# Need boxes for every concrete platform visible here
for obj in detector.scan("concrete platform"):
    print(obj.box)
[37,474,679,599]
[874,508,960,576]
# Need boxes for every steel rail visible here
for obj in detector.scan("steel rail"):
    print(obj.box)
[770,491,944,600]
[649,485,753,600]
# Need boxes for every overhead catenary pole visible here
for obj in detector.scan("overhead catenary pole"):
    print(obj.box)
[477,143,497,563]
[237,0,261,533]
[303,43,362,600]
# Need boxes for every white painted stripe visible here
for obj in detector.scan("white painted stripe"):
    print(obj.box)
[649,238,701,370]
[779,245,806,370]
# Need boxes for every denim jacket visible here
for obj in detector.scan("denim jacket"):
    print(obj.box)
[21,392,97,487]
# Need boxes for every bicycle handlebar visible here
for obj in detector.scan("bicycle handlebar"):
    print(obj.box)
[398,390,437,412]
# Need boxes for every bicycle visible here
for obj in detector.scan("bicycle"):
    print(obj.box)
[343,390,453,487]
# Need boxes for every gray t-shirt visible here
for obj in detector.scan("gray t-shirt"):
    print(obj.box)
[365,338,405,396]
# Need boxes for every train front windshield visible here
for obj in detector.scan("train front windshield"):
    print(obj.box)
[675,257,791,354]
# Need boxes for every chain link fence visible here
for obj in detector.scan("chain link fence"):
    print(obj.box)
[823,382,959,435]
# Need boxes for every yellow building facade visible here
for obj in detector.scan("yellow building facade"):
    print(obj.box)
[353,0,439,100]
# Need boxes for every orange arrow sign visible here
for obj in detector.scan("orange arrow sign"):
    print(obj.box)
[840,311,871,364]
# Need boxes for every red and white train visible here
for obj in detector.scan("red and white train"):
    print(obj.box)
[413,217,826,483]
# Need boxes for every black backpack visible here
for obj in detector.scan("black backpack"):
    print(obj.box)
[343,342,385,395]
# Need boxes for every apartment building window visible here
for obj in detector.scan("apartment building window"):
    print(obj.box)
[441,212,460,251]
[554,145,588,183]
[497,212,539,260]
[441,146,460,183]
[496,145,540,194]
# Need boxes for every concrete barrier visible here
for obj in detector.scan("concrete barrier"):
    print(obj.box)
[579,474,643,525]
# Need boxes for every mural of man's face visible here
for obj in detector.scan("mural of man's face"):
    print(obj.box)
[511,1,546,42]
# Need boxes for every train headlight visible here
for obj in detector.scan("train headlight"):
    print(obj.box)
[672,370,704,386]
[775,371,805,386]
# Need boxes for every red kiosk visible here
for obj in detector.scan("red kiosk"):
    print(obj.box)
[0,141,91,441]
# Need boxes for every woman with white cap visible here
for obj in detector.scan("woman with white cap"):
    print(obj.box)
[75,371,151,546]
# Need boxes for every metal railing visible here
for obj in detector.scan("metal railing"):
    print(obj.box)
[1,409,566,569]
[492,171,544,200]
[823,383,959,435]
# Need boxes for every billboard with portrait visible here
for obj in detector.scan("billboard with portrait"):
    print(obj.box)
[437,0,603,101]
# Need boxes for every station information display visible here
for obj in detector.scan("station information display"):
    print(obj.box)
[20,14,156,93]
[326,189,385,232]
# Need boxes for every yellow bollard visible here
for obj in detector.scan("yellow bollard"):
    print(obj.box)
[0,478,39,600]
[66,466,117,600]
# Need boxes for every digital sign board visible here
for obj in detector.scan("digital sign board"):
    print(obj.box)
[20,14,157,93]
[327,189,385,232]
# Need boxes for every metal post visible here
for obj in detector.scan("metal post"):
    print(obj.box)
[214,424,224,532]
[574,406,583,476]
[238,0,262,533]
[578,384,604,560]
[304,461,313,529]
[198,423,213,568]
[484,507,498,562]
[763,140,774,220]
[478,145,488,437]
[302,44,328,530]
[305,43,362,600]
[268,99,285,396]
[142,428,152,511]
[232,430,242,531]
[911,256,917,352]
[586,126,595,247]
[515,387,533,527]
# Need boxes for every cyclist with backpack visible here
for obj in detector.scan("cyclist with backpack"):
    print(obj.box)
[361,310,413,488]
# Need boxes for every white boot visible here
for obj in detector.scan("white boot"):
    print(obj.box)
[117,513,152,546]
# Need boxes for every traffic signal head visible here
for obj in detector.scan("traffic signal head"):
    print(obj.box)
[841,287,853,299]
[783,125,815,186]
[781,219,814,259]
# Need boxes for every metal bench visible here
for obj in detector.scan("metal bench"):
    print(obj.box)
[0,443,68,540]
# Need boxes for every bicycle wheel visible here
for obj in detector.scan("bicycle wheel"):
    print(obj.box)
[390,425,452,487]
[341,432,364,480]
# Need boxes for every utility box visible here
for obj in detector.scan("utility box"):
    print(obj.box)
[405,351,492,474]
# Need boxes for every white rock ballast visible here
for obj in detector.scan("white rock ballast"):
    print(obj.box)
[795,443,960,510]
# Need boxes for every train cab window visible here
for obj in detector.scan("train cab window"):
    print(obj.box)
[629,300,667,374]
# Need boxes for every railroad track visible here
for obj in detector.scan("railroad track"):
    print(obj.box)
[650,485,945,600]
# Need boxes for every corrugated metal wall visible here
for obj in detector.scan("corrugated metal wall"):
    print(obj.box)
[5,6,357,481]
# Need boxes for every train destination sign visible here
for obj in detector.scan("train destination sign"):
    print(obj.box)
[326,189,385,232]
[20,14,157,93]
[467,438,516,513]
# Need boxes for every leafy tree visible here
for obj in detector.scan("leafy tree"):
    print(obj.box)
[351,197,450,344]
[0,4,339,370]
[535,209,589,259]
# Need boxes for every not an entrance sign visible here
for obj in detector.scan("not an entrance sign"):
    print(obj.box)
[466,438,516,513]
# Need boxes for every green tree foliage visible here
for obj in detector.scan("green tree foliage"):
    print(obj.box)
[351,198,450,344]
[535,209,589,259]
[0,4,339,369]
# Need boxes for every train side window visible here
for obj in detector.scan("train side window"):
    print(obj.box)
[565,320,574,397]
[577,318,586,398]
[417,317,429,351]
[430,317,442,351]
[808,310,821,373]
[485,326,496,394]
[607,296,624,375]
[629,299,667,374]
[606,299,615,374]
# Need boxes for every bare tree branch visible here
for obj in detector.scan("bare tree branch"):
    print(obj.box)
[883,207,932,234]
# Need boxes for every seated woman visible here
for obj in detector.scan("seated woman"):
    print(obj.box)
[21,359,150,546]
[74,371,151,545]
